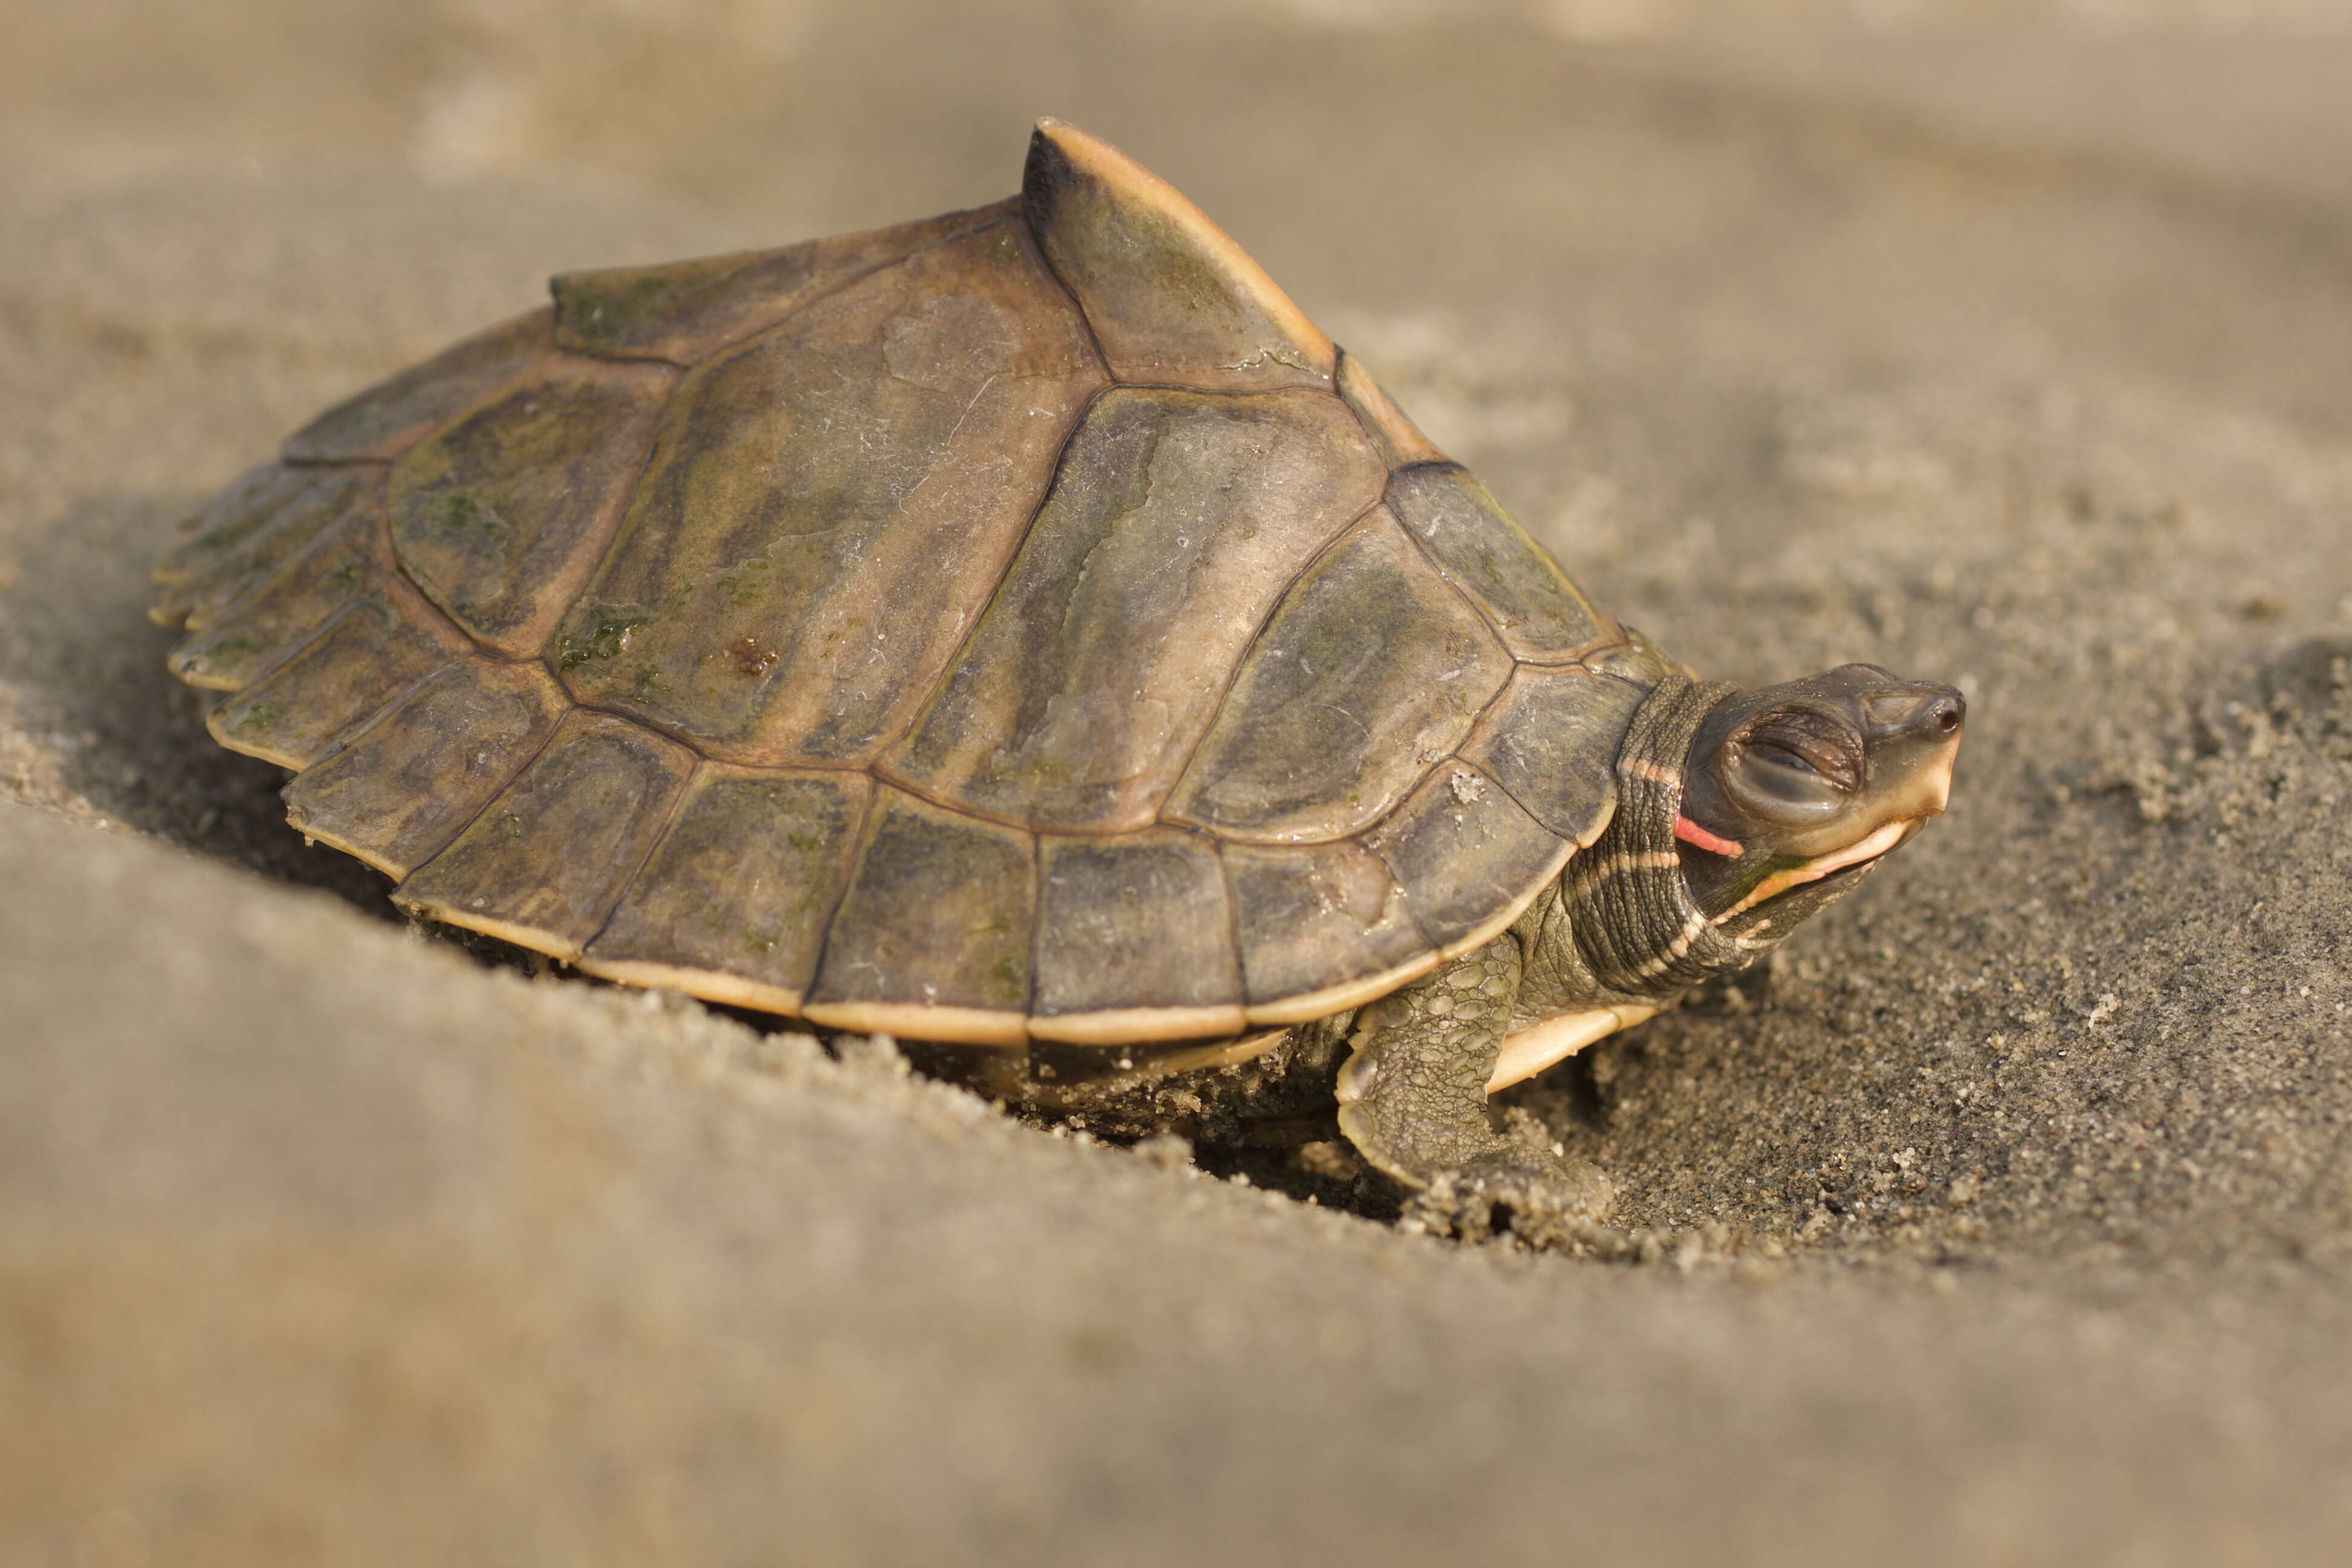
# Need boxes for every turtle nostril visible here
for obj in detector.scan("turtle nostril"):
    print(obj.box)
[1932,698,1964,734]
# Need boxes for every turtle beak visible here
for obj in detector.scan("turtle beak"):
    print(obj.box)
[1862,682,1965,822]
[1682,668,1965,926]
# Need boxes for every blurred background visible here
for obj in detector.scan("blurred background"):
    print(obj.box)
[7,0,2350,659]
[10,0,2352,1333]
[8,0,2351,783]
[9,1,2352,221]
[7,4,2352,1562]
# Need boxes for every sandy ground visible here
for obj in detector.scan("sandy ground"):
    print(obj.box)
[5,2,2352,1562]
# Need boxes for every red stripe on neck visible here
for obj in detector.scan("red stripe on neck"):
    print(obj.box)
[1674,815,1745,857]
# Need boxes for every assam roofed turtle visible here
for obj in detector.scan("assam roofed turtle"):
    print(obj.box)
[152,119,1965,1233]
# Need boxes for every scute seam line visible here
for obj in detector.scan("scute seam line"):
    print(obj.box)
[1359,755,1568,958]
[373,348,581,670]
[1210,835,1249,1024]
[369,658,571,888]
[1432,836,1575,962]
[280,363,537,471]
[551,198,1024,370]
[1059,378,1350,403]
[1463,760,1573,852]
[793,774,887,1028]
[575,750,710,964]
[1380,469,1532,658]
[226,570,479,773]
[1331,353,1426,465]
[191,466,394,692]
[1014,209,1117,390]
[384,679,575,900]
[1155,491,1390,821]
[414,717,699,962]
[1452,655,1645,844]
[513,347,685,669]
[858,763,1089,837]
[538,210,1053,710]
[1018,822,1042,1021]
[1385,465,1606,661]
[866,218,1114,787]
[1511,635,1639,669]
[188,462,391,642]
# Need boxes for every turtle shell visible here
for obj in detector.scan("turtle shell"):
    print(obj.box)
[155,120,1673,1048]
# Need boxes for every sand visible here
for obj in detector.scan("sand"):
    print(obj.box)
[5,3,2351,1561]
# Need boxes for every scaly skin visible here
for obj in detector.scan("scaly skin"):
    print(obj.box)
[1327,664,1962,1243]
[1336,933,1616,1238]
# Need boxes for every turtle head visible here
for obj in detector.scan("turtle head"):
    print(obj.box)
[1673,664,1962,926]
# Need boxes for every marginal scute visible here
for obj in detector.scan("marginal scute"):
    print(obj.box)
[153,462,314,622]
[555,218,1106,763]
[1336,351,1445,468]
[161,466,376,632]
[283,658,569,879]
[1363,760,1571,954]
[1457,664,1642,846]
[885,387,1385,832]
[158,123,1673,1048]
[394,710,698,958]
[1022,119,1335,393]
[168,489,392,691]
[1387,464,1607,661]
[390,353,676,658]
[1031,831,1243,1030]
[205,580,472,771]
[1583,627,1679,690]
[283,308,548,464]
[1224,838,1428,1013]
[552,198,1019,364]
[1168,506,1508,844]
[805,788,1037,1034]
[581,766,873,1013]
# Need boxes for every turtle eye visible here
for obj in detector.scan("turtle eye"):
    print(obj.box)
[1714,716,1858,826]
[1742,742,1837,806]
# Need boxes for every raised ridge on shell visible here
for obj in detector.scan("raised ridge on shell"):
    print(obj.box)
[1022,119,1336,394]
[151,121,1645,1054]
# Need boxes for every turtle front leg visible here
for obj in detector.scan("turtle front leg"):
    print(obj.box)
[1335,934,1615,1241]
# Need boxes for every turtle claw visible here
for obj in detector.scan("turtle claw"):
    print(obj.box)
[1403,1151,1616,1249]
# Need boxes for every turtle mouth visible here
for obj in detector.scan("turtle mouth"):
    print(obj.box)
[1711,814,1924,924]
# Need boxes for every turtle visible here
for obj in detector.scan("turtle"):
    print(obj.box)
[152,119,1964,1232]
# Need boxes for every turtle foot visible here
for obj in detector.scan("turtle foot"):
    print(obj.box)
[1402,1151,1617,1249]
